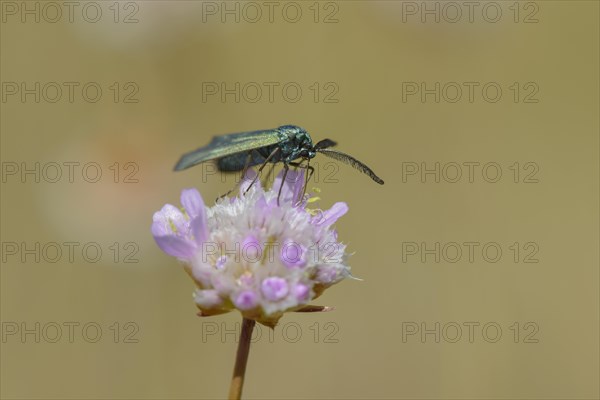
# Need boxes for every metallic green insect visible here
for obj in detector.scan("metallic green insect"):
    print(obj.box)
[174,125,384,199]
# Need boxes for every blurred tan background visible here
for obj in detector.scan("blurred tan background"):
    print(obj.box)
[1,1,598,399]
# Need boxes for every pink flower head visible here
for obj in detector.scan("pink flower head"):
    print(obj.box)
[151,169,351,327]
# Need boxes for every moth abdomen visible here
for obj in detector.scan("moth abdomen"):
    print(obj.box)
[217,147,280,172]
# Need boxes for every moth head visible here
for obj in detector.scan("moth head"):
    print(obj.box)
[279,125,315,159]
[298,134,317,158]
[301,138,337,159]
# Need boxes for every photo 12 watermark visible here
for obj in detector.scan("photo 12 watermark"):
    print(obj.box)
[1,82,140,103]
[201,81,339,104]
[201,321,340,344]
[399,2,540,24]
[200,1,340,24]
[1,161,140,184]
[1,241,140,264]
[198,239,344,267]
[400,161,540,183]
[1,1,140,23]
[1,321,140,344]
[401,321,540,343]
[401,82,540,104]
[400,241,540,264]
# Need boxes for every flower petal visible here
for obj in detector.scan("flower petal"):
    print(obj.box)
[153,234,197,259]
[234,290,258,310]
[152,204,187,235]
[194,289,224,309]
[181,188,208,245]
[273,169,302,204]
[190,216,208,246]
[261,277,289,301]
[215,255,227,270]
[292,283,310,302]
[151,215,170,237]
[181,188,205,219]
[280,239,307,268]
[313,202,348,227]
[242,235,262,263]
[190,261,213,287]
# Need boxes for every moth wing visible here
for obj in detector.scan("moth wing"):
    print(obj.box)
[174,129,281,171]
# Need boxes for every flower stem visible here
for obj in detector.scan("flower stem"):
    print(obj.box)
[228,317,256,400]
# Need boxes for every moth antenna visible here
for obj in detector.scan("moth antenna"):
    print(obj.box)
[317,149,384,185]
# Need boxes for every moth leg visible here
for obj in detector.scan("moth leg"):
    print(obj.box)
[239,151,254,182]
[244,147,280,195]
[261,161,277,187]
[277,163,290,206]
[302,157,312,201]
[288,160,315,179]
[216,151,253,201]
[288,159,315,202]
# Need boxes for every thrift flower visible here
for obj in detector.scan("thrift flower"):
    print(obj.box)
[151,169,351,327]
